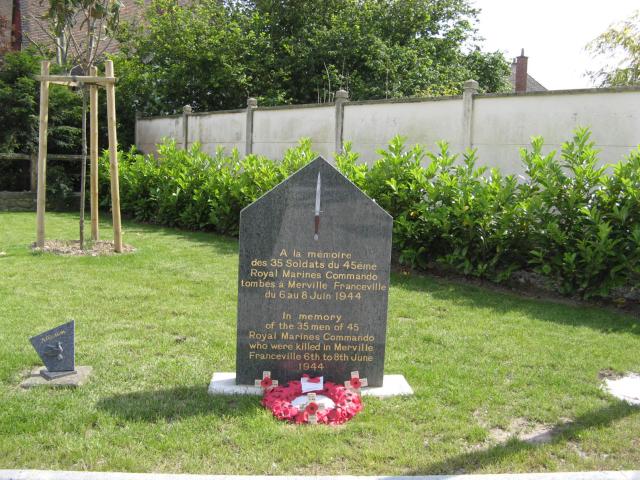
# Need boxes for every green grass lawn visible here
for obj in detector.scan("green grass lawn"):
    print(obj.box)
[0,211,639,474]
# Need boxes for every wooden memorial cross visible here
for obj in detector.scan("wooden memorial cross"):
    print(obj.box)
[255,371,278,390]
[345,371,368,393]
[301,392,326,424]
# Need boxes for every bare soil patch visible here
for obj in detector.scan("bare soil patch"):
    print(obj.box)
[598,368,624,380]
[31,240,135,256]
[474,409,574,446]
[489,417,574,445]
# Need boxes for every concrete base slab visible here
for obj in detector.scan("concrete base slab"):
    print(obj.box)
[603,373,640,405]
[20,366,92,389]
[208,372,413,398]
[41,368,77,380]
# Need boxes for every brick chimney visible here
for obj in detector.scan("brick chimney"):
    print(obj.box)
[515,48,528,94]
[10,0,22,51]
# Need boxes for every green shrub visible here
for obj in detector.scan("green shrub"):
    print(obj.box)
[0,160,30,191]
[99,129,640,299]
[338,129,639,298]
[339,136,526,282]
[99,139,316,236]
[0,50,82,155]
[0,50,83,195]
[520,130,640,297]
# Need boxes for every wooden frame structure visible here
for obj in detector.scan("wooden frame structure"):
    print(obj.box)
[35,60,122,253]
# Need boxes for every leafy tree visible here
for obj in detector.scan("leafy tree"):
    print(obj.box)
[114,0,510,146]
[242,0,511,100]
[586,10,640,87]
[0,50,81,154]
[0,50,82,196]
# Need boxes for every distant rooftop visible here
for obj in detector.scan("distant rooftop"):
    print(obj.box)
[509,49,547,93]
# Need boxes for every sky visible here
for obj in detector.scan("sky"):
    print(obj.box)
[471,0,640,90]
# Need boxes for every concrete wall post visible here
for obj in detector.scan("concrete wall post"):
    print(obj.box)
[182,104,192,150]
[245,97,257,155]
[462,79,479,151]
[134,112,140,151]
[334,89,348,155]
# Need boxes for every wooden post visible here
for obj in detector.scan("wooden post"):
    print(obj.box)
[105,60,122,253]
[89,66,99,241]
[29,152,37,192]
[36,61,50,248]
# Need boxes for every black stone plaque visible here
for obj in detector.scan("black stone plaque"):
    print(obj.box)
[236,157,392,387]
[30,320,75,376]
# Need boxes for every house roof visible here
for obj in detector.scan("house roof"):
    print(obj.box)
[509,60,547,93]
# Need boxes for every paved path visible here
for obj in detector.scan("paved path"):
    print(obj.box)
[1,470,639,480]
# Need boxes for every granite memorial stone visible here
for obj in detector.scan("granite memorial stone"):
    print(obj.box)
[29,320,76,379]
[236,157,392,387]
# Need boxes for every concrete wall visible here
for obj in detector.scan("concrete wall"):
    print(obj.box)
[136,116,183,155]
[136,87,640,175]
[472,90,640,174]
[188,111,246,156]
[253,105,334,159]
[343,97,463,162]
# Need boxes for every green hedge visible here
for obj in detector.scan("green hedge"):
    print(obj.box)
[99,129,640,299]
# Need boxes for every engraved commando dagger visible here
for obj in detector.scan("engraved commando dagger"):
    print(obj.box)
[314,171,321,241]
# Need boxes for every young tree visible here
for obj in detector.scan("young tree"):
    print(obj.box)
[39,0,122,69]
[35,0,122,248]
[586,10,640,87]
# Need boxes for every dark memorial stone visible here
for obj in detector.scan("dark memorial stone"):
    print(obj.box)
[236,157,392,387]
[30,320,76,379]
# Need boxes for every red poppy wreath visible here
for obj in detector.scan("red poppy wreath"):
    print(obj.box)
[261,376,363,425]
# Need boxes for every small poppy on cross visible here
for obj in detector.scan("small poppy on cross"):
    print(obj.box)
[345,370,368,393]
[255,371,278,390]
[302,392,325,424]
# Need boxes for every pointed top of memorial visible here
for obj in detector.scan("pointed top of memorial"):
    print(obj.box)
[241,156,391,219]
[29,320,75,373]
